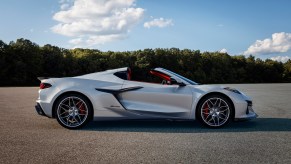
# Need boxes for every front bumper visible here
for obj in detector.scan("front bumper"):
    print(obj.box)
[234,101,258,121]
[35,103,47,117]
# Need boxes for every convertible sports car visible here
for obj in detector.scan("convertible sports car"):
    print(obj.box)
[35,67,257,129]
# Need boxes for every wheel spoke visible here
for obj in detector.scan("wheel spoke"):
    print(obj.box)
[76,100,83,107]
[72,98,77,107]
[69,97,74,107]
[73,117,79,124]
[205,112,211,119]
[77,115,82,123]
[66,117,69,125]
[220,112,227,117]
[60,111,68,116]
[61,115,70,119]
[219,106,227,109]
[61,103,70,109]
[60,106,69,111]
[208,100,214,107]
[77,103,84,111]
[214,98,219,106]
[213,116,217,125]
[218,99,221,107]
[218,115,225,120]
[68,98,72,107]
[220,108,229,112]
[208,117,214,125]
[207,101,212,108]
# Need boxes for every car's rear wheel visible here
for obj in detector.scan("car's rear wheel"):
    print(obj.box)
[55,94,92,129]
[197,95,233,128]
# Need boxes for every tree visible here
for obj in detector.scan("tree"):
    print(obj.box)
[0,40,9,85]
[8,39,42,85]
[283,60,291,81]
[0,38,290,86]
[40,44,65,77]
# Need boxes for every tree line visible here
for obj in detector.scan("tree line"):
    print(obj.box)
[0,38,291,86]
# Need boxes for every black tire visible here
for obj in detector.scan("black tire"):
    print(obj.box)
[55,93,93,129]
[196,94,233,128]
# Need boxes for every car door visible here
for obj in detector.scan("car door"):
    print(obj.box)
[118,81,193,119]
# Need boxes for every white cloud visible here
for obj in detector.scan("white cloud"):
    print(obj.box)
[244,32,291,55]
[220,48,227,53]
[86,34,127,45]
[144,18,173,29]
[52,0,144,46]
[270,56,290,63]
[60,3,70,10]
[59,0,74,10]
[69,38,83,45]
[69,34,127,47]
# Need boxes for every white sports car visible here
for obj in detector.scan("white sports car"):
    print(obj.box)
[35,67,257,129]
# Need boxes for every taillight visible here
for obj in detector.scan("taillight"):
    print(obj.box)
[40,83,52,89]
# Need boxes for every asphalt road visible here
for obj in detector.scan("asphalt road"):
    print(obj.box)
[0,84,291,163]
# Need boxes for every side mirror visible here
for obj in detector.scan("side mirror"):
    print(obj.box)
[170,77,186,86]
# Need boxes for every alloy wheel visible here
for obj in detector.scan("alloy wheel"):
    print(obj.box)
[57,96,89,128]
[200,97,231,127]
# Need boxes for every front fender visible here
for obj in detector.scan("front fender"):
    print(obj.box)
[189,85,252,120]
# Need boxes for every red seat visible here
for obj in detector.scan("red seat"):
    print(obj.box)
[127,68,132,80]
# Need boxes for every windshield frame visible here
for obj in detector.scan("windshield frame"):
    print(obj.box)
[159,68,198,85]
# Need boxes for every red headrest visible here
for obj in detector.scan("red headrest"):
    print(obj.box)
[127,68,131,80]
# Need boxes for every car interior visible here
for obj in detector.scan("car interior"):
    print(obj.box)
[114,67,174,85]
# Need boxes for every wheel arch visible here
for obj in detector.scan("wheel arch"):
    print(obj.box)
[52,91,94,119]
[195,92,235,120]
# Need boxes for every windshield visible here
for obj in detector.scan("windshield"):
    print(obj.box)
[160,68,198,85]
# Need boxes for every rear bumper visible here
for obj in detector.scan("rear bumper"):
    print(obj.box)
[35,103,47,117]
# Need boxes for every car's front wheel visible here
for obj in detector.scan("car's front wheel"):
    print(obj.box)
[197,95,233,128]
[55,94,92,129]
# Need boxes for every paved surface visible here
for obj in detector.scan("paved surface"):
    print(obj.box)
[0,84,291,163]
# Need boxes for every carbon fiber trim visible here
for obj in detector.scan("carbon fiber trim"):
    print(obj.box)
[95,86,143,110]
[95,86,143,94]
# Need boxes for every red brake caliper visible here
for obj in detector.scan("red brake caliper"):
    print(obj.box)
[77,101,85,114]
[203,103,209,118]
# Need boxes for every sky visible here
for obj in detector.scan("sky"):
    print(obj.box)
[0,0,291,62]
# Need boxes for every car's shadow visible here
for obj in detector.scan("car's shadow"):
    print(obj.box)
[81,118,291,133]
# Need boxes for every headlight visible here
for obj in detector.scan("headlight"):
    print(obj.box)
[224,87,241,94]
